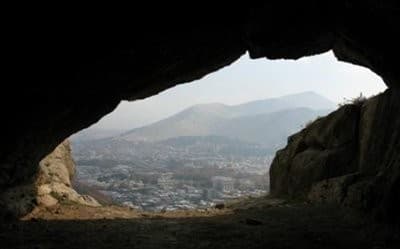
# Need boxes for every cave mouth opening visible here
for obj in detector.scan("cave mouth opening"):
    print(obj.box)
[68,51,385,213]
[1,50,398,249]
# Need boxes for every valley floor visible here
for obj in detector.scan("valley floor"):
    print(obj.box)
[1,197,399,249]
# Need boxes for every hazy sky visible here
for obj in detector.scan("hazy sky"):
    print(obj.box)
[91,51,386,130]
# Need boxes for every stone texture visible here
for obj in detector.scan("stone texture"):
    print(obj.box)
[0,2,399,221]
[270,89,400,223]
[308,173,360,203]
[37,140,75,187]
[37,140,100,208]
[0,140,100,218]
[270,104,360,198]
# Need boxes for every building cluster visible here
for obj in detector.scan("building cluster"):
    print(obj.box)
[77,162,268,211]
[212,176,235,193]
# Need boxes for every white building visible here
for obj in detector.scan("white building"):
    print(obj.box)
[157,173,175,190]
[212,176,235,193]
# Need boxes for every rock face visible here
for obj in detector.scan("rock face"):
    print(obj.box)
[270,89,400,223]
[0,2,399,221]
[36,140,100,208]
[0,140,100,218]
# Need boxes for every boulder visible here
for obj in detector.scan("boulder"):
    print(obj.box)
[270,89,400,223]
[270,104,359,198]
[0,140,100,218]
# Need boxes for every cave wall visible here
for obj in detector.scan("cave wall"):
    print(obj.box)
[270,89,400,222]
[1,1,399,219]
[0,140,99,218]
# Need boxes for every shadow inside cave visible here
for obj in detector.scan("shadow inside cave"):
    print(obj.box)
[1,200,399,249]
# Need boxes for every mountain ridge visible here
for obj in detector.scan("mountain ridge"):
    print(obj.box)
[117,92,335,143]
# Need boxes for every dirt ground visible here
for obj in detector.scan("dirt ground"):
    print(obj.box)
[0,197,399,249]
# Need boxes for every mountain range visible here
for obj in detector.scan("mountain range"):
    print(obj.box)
[72,92,336,160]
[116,91,335,145]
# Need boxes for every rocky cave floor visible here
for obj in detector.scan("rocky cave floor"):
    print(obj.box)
[1,197,399,249]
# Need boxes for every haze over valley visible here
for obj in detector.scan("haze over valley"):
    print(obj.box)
[72,92,335,211]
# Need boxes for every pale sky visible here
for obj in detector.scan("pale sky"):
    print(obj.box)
[91,51,386,130]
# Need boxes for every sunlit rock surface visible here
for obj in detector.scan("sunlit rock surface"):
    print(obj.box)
[0,141,99,218]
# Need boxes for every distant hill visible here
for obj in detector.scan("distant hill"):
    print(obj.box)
[214,107,330,146]
[71,128,126,142]
[117,92,335,143]
[72,92,336,163]
[230,91,336,117]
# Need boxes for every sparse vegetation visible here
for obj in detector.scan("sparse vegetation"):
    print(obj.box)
[338,93,367,107]
[302,93,368,129]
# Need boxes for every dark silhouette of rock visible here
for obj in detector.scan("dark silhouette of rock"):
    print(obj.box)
[270,89,400,223]
[245,218,263,226]
[215,203,225,210]
[0,2,399,222]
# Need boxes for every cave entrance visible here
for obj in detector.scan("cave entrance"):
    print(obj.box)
[69,51,385,212]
